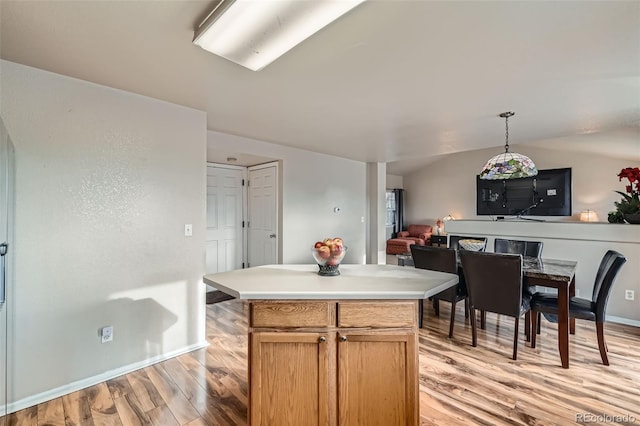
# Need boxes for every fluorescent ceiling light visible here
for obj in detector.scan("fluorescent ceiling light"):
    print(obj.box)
[193,0,366,71]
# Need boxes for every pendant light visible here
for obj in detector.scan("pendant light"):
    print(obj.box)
[479,112,538,180]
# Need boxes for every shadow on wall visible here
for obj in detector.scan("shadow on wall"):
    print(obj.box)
[66,297,179,379]
[111,297,179,358]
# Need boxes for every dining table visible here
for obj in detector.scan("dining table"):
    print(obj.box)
[521,256,577,368]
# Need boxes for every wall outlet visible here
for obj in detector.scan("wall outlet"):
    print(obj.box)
[625,290,635,301]
[184,224,193,236]
[100,326,113,343]
[575,289,580,297]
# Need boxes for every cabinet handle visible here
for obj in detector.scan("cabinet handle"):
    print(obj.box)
[319,336,326,343]
[340,335,347,342]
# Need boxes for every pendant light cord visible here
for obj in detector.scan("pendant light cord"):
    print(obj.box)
[504,115,510,153]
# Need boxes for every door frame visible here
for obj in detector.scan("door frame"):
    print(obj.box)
[248,161,281,264]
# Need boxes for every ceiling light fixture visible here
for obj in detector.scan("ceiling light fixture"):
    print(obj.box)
[479,112,538,180]
[193,0,366,71]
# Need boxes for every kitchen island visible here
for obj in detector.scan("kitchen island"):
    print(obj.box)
[203,264,458,426]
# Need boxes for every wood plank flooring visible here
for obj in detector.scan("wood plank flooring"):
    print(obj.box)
[3,299,640,425]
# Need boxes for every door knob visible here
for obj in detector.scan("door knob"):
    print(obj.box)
[319,336,326,343]
[269,233,276,238]
[340,335,347,342]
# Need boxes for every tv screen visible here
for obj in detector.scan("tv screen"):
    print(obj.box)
[476,168,572,216]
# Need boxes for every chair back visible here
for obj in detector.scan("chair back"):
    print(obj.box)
[410,245,459,301]
[494,238,543,258]
[592,250,627,321]
[449,235,487,251]
[460,250,524,317]
[410,245,457,274]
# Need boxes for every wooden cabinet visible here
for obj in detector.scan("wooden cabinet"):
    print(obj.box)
[250,331,334,426]
[249,301,418,426]
[337,331,417,426]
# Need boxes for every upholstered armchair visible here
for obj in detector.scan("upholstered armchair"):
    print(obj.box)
[397,224,432,245]
[387,224,433,254]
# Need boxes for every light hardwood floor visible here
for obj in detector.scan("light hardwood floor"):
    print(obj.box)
[4,299,640,425]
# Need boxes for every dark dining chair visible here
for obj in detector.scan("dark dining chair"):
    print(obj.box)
[530,250,626,365]
[494,238,544,338]
[460,250,531,360]
[448,235,487,327]
[494,238,543,258]
[410,245,460,336]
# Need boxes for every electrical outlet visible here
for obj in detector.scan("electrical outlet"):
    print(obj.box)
[625,290,635,301]
[184,224,193,236]
[575,289,580,297]
[101,326,113,343]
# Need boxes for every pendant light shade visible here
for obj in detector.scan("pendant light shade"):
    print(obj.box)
[480,112,538,180]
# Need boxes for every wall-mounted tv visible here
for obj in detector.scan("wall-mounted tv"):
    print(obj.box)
[476,168,572,216]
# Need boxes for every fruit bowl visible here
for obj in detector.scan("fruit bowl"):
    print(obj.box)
[459,239,485,251]
[312,238,347,276]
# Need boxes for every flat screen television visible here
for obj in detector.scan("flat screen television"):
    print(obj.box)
[476,168,572,216]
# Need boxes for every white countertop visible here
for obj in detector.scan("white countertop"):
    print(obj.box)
[203,264,458,300]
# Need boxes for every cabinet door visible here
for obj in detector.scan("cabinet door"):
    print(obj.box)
[250,332,333,426]
[337,331,418,426]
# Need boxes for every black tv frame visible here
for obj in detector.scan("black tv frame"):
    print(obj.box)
[476,168,572,217]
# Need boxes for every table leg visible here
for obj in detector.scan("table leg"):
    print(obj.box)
[558,281,570,369]
[569,276,576,335]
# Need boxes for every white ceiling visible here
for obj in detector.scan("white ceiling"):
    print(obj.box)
[1,0,639,175]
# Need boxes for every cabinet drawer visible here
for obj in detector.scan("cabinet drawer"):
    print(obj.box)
[251,301,335,328]
[338,301,417,328]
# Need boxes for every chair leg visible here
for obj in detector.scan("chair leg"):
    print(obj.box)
[448,300,457,338]
[418,299,424,329]
[596,322,609,366]
[464,298,469,319]
[531,310,538,348]
[480,310,486,330]
[524,311,531,342]
[433,299,440,316]
[513,317,520,360]
[470,307,477,347]
[537,312,541,334]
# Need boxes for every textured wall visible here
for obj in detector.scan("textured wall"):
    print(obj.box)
[0,60,207,404]
[403,145,635,225]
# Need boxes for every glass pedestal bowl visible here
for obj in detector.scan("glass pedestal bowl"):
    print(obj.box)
[459,239,485,251]
[311,245,347,276]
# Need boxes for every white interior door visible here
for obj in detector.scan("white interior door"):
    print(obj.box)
[206,165,245,274]
[248,163,278,267]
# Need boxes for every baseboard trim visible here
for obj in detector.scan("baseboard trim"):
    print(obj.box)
[606,315,640,328]
[4,341,209,414]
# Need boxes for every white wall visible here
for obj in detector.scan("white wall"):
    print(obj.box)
[208,131,367,264]
[404,145,634,225]
[367,163,386,264]
[386,174,403,189]
[0,60,207,408]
